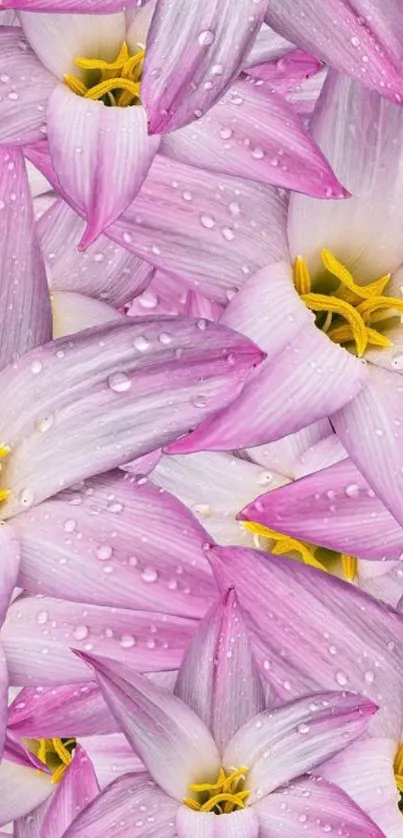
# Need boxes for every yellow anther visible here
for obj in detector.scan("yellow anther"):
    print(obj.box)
[341,553,357,582]
[365,328,393,348]
[121,49,145,80]
[0,445,11,458]
[183,797,202,811]
[28,738,75,785]
[357,296,403,322]
[63,74,88,96]
[74,41,130,71]
[242,522,328,572]
[189,769,227,793]
[301,292,368,356]
[321,251,391,299]
[52,737,73,765]
[294,256,311,295]
[84,77,140,102]
[200,792,248,813]
[0,490,10,503]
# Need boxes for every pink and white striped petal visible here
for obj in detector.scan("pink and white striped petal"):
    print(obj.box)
[40,745,100,838]
[0,29,56,144]
[176,807,259,838]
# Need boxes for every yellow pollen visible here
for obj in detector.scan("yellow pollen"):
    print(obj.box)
[341,553,357,582]
[184,766,249,815]
[64,41,145,108]
[26,737,76,784]
[394,743,403,795]
[294,251,403,357]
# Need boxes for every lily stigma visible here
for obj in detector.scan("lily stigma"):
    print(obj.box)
[184,766,249,814]
[26,737,76,784]
[243,521,358,582]
[64,41,144,107]
[294,249,403,357]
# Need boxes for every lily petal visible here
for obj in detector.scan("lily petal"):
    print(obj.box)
[40,745,100,838]
[288,71,403,281]
[39,199,153,307]
[175,590,266,753]
[78,733,143,788]
[0,759,51,827]
[7,0,133,8]
[0,645,7,761]
[8,682,119,738]
[47,88,160,245]
[256,774,385,838]
[0,317,263,518]
[62,773,178,838]
[243,23,296,68]
[1,595,197,684]
[0,29,56,144]
[240,456,403,560]
[20,11,126,78]
[15,470,216,618]
[208,545,403,740]
[167,319,366,453]
[161,78,346,198]
[176,806,259,838]
[78,652,221,799]
[332,364,403,527]
[245,419,332,480]
[224,691,376,800]
[0,147,51,368]
[142,0,267,133]
[265,0,403,105]
[51,291,122,338]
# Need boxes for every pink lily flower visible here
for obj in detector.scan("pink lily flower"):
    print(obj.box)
[168,71,403,529]
[2,0,403,130]
[58,590,382,838]
[0,11,346,248]
[209,547,403,835]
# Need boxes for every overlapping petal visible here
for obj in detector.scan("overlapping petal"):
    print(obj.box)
[40,745,100,838]
[0,759,51,827]
[176,807,259,838]
[142,0,267,133]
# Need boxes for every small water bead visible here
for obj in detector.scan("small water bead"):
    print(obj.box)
[211,64,223,75]
[200,214,216,229]
[107,501,124,513]
[335,670,349,686]
[37,611,49,625]
[221,227,235,241]
[96,544,113,561]
[198,29,215,46]
[297,722,310,734]
[19,487,34,507]
[182,190,193,201]
[64,519,77,533]
[35,414,54,433]
[193,395,207,408]
[158,332,172,345]
[133,335,150,352]
[345,484,360,498]
[120,633,136,648]
[391,353,403,369]
[220,127,233,140]
[30,360,42,374]
[73,624,89,641]
[141,567,159,583]
[108,372,132,393]
[251,147,264,159]
[364,670,375,684]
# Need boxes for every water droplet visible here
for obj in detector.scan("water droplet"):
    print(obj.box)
[96,544,113,561]
[73,624,89,641]
[198,29,215,46]
[251,147,264,160]
[335,670,348,686]
[297,722,310,734]
[220,127,233,140]
[64,519,77,533]
[120,633,136,648]
[200,214,216,229]
[30,360,42,374]
[141,567,158,583]
[19,488,34,507]
[133,336,150,352]
[108,372,132,393]
[159,332,172,345]
[345,484,360,498]
[37,611,48,625]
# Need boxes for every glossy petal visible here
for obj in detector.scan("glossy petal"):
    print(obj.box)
[1,596,197,684]
[48,88,159,245]
[51,290,122,338]
[62,773,178,838]
[176,806,259,838]
[152,450,287,546]
[265,0,403,104]
[161,78,345,198]
[15,470,216,618]
[289,72,403,281]
[142,0,267,133]
[0,29,56,145]
[318,737,401,838]
[175,591,266,753]
[332,365,403,527]
[240,456,403,560]
[256,774,385,838]
[0,147,51,367]
[208,545,403,740]
[0,317,263,518]
[6,0,134,8]
[79,652,221,799]
[0,526,19,753]
[8,682,119,738]
[0,759,51,827]
[39,199,153,307]
[358,559,403,609]
[243,23,296,68]
[78,733,143,788]
[40,745,100,838]
[224,692,376,800]
[167,322,366,453]
[20,11,126,78]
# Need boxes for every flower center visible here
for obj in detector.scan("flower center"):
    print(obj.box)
[64,41,144,107]
[394,743,403,812]
[184,766,250,815]
[243,521,357,582]
[26,737,76,784]
[294,250,403,357]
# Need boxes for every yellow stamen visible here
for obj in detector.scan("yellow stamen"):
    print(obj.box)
[301,292,368,356]
[84,77,140,101]
[395,743,403,776]
[357,296,403,322]
[0,445,11,458]
[27,737,75,785]
[74,41,130,71]
[121,49,145,80]
[294,256,311,295]
[63,74,88,96]
[321,250,391,299]
[185,766,249,815]
[365,328,393,348]
[341,554,357,582]
[200,792,248,813]
[242,521,328,572]
[183,797,202,811]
